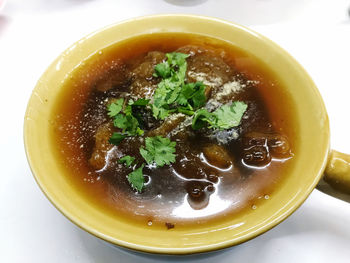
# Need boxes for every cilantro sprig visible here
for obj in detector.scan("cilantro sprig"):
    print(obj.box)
[151,52,206,119]
[109,132,127,145]
[106,96,177,192]
[107,98,145,146]
[127,164,145,192]
[140,136,176,167]
[125,136,177,192]
[118,155,135,167]
[213,102,248,129]
[107,98,123,117]
[192,101,248,130]
[128,98,150,106]
[176,82,206,109]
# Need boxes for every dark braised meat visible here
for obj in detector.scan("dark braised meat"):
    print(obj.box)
[202,144,232,169]
[177,45,234,99]
[89,121,114,170]
[128,51,165,98]
[147,114,186,137]
[93,61,131,92]
[241,132,291,167]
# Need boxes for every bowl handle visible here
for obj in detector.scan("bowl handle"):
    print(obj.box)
[317,150,350,202]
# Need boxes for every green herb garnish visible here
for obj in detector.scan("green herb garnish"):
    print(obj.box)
[107,98,124,118]
[177,106,195,116]
[213,101,248,129]
[176,82,206,109]
[192,108,217,130]
[140,136,176,167]
[127,164,145,192]
[151,53,206,119]
[118,155,136,167]
[109,132,127,146]
[113,113,143,136]
[128,98,150,106]
[152,52,191,119]
[192,101,248,130]
[154,62,171,78]
[107,98,144,140]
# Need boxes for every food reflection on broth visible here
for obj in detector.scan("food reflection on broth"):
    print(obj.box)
[51,33,295,229]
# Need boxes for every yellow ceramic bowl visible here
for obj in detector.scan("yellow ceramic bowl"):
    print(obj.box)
[24,14,346,254]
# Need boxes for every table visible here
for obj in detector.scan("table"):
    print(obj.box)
[1,0,350,262]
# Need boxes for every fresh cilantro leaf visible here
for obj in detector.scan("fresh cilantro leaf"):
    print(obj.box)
[111,105,144,136]
[139,147,153,164]
[166,52,189,68]
[176,82,206,109]
[109,132,126,145]
[127,164,145,192]
[166,52,189,82]
[140,136,176,167]
[125,115,143,136]
[107,100,141,145]
[152,81,173,119]
[151,52,191,119]
[166,84,182,104]
[192,102,248,130]
[124,104,133,115]
[113,114,143,136]
[212,101,248,129]
[118,155,135,167]
[153,142,176,167]
[151,104,171,120]
[154,78,179,104]
[192,109,216,130]
[191,83,206,108]
[175,93,188,106]
[129,98,150,106]
[177,106,194,116]
[176,83,194,105]
[136,127,144,136]
[107,98,124,117]
[154,62,171,78]
[113,114,128,129]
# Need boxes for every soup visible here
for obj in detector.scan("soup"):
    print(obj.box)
[51,33,295,229]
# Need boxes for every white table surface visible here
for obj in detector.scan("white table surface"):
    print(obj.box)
[1,0,350,262]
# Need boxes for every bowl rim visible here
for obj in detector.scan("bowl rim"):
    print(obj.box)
[24,14,330,254]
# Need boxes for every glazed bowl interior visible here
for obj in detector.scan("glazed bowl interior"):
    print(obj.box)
[24,14,329,254]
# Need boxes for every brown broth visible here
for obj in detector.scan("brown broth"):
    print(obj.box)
[50,33,297,229]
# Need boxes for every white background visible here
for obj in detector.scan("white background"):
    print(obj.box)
[1,0,350,262]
